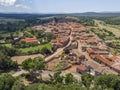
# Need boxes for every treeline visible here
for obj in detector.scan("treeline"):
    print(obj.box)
[0,16,79,33]
[96,16,120,25]
[78,17,95,26]
[0,73,120,90]
[0,45,18,73]
[0,18,54,33]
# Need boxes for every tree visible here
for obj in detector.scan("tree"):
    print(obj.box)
[65,73,74,84]
[0,45,18,57]
[81,74,94,89]
[22,58,33,71]
[113,79,120,90]
[41,47,51,55]
[0,51,18,72]
[53,71,64,83]
[12,81,26,90]
[22,57,45,72]
[22,57,45,81]
[0,73,15,90]
[95,74,120,89]
[33,57,45,70]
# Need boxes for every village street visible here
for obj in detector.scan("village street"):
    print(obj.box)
[45,35,72,62]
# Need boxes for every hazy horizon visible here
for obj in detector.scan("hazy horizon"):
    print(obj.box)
[0,0,120,13]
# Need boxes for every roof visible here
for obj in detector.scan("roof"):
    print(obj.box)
[87,48,95,54]
[79,25,86,30]
[111,63,120,71]
[103,55,117,61]
[23,38,38,43]
[84,60,106,73]
[87,48,109,55]
[86,38,98,43]
[95,55,113,66]
[77,65,87,71]
[109,55,117,61]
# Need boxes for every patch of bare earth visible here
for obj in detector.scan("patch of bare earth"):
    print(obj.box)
[62,65,79,74]
[47,58,61,70]
[11,54,44,65]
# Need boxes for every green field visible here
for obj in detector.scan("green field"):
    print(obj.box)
[93,20,120,37]
[3,43,52,54]
[3,44,12,48]
[19,43,52,53]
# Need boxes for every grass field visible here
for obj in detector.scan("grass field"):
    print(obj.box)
[3,44,12,48]
[19,43,52,53]
[93,20,120,37]
[3,43,52,54]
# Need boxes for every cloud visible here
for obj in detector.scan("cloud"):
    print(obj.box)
[15,4,30,9]
[0,0,16,6]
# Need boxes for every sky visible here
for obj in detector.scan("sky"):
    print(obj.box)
[0,0,120,13]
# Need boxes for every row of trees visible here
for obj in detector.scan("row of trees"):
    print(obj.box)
[108,41,120,55]
[108,41,120,49]
[0,73,120,90]
[0,16,54,33]
[97,17,120,25]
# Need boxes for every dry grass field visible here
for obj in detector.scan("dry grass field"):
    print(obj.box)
[94,20,120,37]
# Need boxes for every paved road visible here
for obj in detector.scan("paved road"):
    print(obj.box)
[12,70,28,77]
[45,35,72,62]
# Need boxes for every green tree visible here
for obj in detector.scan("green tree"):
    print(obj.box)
[81,74,94,89]
[0,51,18,72]
[41,47,51,55]
[22,57,45,72]
[0,73,15,90]
[22,57,45,81]
[53,71,64,83]
[65,73,74,84]
[12,81,26,90]
[95,74,120,89]
[113,79,120,90]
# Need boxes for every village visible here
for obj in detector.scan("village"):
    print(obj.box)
[28,21,120,77]
[1,0,120,89]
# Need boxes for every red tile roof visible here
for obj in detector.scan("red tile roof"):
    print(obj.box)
[86,38,97,43]
[77,65,87,71]
[103,55,117,61]
[23,38,38,43]
[87,48,95,54]
[95,55,113,66]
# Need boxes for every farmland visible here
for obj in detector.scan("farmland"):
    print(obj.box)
[19,43,52,53]
[94,20,120,37]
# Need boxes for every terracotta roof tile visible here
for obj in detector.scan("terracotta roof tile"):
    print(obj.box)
[95,55,113,66]
[77,65,87,71]
[23,38,38,43]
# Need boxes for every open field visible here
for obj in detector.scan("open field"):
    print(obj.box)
[3,44,12,48]
[19,43,52,53]
[11,54,44,65]
[47,57,61,70]
[93,20,120,37]
[3,43,52,53]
